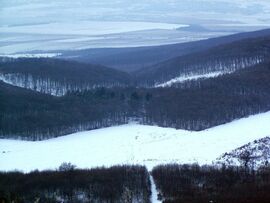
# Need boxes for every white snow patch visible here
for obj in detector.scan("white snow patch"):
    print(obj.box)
[0,53,61,58]
[155,71,229,87]
[1,111,270,172]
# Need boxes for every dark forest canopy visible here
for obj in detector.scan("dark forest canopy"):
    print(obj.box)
[1,164,270,203]
[152,164,270,203]
[0,58,132,96]
[0,165,151,203]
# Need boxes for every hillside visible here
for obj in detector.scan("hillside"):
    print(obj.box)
[0,58,131,96]
[136,36,270,86]
[216,137,270,168]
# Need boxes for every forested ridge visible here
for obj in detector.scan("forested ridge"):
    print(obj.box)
[1,61,270,140]
[1,35,270,94]
[0,58,132,96]
[135,36,270,86]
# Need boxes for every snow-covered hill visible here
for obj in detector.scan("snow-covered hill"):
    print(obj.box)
[216,136,270,168]
[1,111,270,172]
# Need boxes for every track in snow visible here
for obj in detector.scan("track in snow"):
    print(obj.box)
[150,175,162,203]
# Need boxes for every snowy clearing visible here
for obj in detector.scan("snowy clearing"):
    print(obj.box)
[155,71,229,87]
[1,111,270,172]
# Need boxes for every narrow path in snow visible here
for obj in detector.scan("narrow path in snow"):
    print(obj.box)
[150,175,162,203]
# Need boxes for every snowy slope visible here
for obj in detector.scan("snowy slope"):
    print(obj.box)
[155,71,229,87]
[1,111,270,172]
[216,136,270,168]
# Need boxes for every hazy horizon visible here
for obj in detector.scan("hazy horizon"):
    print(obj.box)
[1,0,270,54]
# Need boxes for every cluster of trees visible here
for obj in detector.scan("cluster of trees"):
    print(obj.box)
[0,58,132,96]
[0,165,151,203]
[152,164,270,203]
[135,36,270,86]
[1,62,270,140]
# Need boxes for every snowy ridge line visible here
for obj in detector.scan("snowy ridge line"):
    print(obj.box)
[155,71,229,87]
[1,111,270,172]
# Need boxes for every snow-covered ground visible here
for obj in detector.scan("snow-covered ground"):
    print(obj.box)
[155,71,228,87]
[1,111,270,172]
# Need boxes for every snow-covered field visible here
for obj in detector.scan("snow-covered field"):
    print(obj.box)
[1,111,270,172]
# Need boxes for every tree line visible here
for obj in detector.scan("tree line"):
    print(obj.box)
[0,165,151,203]
[1,163,270,203]
[152,164,270,203]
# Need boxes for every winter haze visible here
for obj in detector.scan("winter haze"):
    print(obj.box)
[1,0,270,54]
